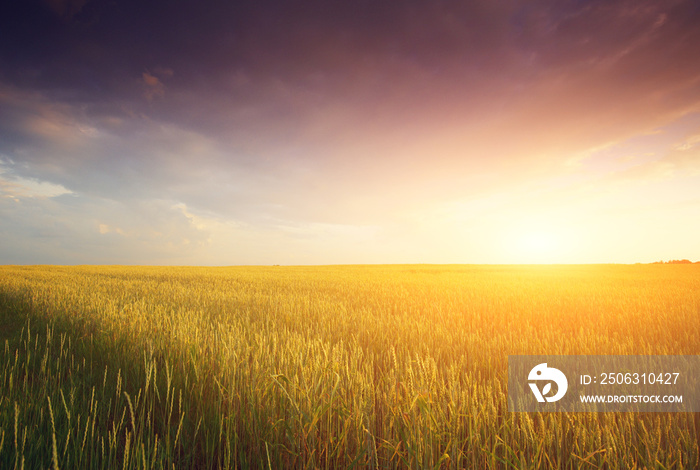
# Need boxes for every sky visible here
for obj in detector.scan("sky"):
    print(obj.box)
[1,0,699,265]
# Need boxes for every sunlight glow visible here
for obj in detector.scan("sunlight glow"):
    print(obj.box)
[520,230,559,256]
[502,222,570,264]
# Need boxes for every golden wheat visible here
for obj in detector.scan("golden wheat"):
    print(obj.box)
[0,264,698,468]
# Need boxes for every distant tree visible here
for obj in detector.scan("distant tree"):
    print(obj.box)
[650,259,695,264]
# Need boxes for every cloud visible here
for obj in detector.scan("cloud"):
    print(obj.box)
[0,194,213,264]
[675,133,700,151]
[42,0,90,19]
[0,174,72,199]
[142,68,173,100]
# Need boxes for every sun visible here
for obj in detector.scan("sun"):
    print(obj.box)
[521,230,559,255]
[504,224,565,263]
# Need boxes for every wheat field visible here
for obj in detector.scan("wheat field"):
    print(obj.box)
[0,265,698,469]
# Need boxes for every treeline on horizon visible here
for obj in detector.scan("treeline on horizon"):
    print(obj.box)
[650,259,698,264]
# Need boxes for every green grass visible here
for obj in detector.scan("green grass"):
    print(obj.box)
[0,264,698,468]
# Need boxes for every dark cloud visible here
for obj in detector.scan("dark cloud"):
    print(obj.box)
[43,0,91,20]
[3,0,698,139]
